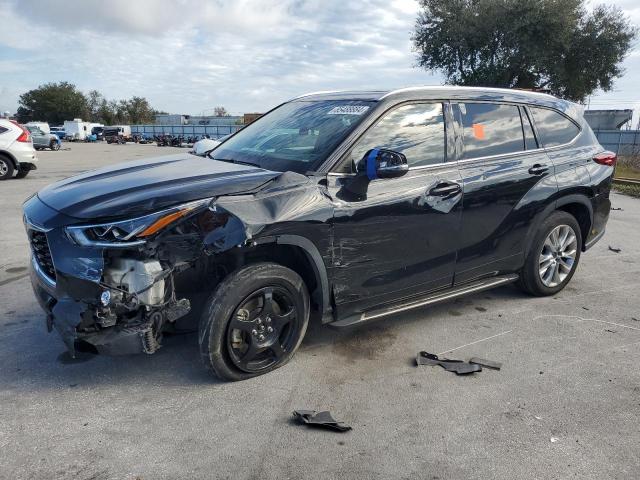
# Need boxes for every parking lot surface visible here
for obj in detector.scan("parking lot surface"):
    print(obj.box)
[1,143,639,479]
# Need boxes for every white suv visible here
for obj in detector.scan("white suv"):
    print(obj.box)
[0,119,38,180]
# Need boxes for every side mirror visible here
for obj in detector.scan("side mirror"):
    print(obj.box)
[358,148,409,179]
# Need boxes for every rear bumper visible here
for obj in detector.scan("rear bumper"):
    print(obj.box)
[10,142,38,166]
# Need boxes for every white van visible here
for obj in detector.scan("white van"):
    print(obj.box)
[26,122,50,135]
[104,125,132,143]
[64,119,91,141]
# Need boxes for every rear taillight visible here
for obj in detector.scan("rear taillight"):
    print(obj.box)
[9,120,31,143]
[593,151,616,166]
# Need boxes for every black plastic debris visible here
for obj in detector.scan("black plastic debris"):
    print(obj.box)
[608,246,622,253]
[416,351,482,375]
[610,207,623,211]
[292,410,352,432]
[469,357,502,370]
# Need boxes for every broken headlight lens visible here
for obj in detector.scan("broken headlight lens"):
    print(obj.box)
[66,198,212,247]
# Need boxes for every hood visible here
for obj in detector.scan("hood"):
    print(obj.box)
[37,153,280,220]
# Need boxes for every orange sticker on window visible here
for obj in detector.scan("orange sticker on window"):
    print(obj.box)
[472,123,485,140]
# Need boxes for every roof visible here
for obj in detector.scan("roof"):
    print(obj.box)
[294,86,573,112]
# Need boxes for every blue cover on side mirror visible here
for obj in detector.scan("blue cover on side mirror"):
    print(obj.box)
[366,148,379,180]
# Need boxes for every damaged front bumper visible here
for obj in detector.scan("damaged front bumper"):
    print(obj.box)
[24,195,191,356]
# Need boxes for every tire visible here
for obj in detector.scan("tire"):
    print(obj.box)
[15,169,29,179]
[0,156,14,180]
[518,211,582,296]
[199,262,310,381]
[50,140,60,151]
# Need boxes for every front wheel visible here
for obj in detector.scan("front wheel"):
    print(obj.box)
[518,211,582,296]
[199,262,309,381]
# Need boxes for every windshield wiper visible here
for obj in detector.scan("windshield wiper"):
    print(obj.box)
[210,157,261,168]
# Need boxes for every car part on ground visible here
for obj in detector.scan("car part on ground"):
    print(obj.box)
[468,357,503,370]
[292,410,352,432]
[608,246,622,253]
[23,86,613,380]
[416,351,483,375]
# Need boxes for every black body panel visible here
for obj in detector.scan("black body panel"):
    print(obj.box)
[23,86,614,356]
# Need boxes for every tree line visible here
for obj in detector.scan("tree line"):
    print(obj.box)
[16,82,163,125]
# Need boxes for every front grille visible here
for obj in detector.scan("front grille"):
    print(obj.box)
[30,230,56,282]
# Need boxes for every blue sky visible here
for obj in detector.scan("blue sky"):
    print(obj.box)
[0,0,638,123]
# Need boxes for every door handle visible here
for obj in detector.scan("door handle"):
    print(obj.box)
[528,164,549,175]
[429,182,462,197]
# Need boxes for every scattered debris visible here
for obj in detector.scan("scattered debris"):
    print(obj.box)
[469,357,502,370]
[610,207,623,211]
[550,437,559,443]
[292,410,352,432]
[582,306,590,311]
[608,246,622,253]
[416,351,482,375]
[605,329,617,333]
[632,317,639,322]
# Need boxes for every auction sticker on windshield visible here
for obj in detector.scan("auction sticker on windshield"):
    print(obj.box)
[328,105,370,115]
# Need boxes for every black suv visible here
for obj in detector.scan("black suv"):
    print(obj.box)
[23,87,614,380]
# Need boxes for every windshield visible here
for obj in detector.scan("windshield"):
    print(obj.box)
[211,100,375,173]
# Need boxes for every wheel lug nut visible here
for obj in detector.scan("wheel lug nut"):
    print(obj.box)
[265,316,271,323]
[258,334,265,341]
[251,329,257,336]
[267,326,273,333]
[257,318,262,324]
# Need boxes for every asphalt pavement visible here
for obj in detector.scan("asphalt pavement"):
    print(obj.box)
[1,143,638,479]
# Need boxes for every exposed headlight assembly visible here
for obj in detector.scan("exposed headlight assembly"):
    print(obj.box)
[66,198,212,247]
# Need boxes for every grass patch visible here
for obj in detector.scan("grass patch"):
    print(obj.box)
[614,164,640,180]
[613,183,640,198]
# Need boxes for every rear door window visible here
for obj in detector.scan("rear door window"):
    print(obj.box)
[453,103,525,159]
[529,107,580,147]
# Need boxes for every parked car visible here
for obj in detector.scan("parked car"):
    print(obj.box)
[50,127,66,140]
[26,125,61,151]
[23,87,614,380]
[0,119,38,179]
[191,137,221,156]
[91,126,105,141]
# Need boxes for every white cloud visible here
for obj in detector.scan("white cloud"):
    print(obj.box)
[0,0,637,121]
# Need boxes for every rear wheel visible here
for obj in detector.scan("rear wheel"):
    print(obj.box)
[50,139,60,151]
[518,211,582,296]
[0,156,14,180]
[199,262,309,381]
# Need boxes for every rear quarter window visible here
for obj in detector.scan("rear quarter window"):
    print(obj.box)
[529,107,580,147]
[0,126,8,135]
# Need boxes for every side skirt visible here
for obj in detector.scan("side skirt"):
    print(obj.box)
[328,274,519,329]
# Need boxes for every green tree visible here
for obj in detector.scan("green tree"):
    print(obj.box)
[16,82,89,124]
[86,90,105,123]
[413,0,637,101]
[123,96,156,124]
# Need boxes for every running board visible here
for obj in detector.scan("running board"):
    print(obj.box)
[329,274,519,329]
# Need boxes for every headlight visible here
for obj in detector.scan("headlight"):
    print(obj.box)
[66,198,212,247]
